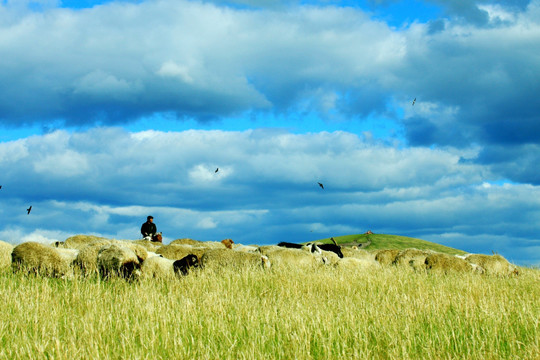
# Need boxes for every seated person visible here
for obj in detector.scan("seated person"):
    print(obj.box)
[141,215,157,240]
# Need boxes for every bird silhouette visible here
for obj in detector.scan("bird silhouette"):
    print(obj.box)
[215,168,219,173]
[27,206,32,215]
[0,185,2,189]
[318,182,324,190]
[412,98,416,106]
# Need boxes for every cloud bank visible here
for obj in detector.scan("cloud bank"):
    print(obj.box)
[1,0,539,184]
[1,129,538,265]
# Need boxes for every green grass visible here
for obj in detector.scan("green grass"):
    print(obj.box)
[0,264,538,359]
[314,233,467,255]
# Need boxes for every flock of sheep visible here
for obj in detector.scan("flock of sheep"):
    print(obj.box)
[0,235,520,280]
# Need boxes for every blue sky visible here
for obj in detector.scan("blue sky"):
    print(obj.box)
[1,0,539,266]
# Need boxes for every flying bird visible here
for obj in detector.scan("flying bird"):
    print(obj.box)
[412,98,416,106]
[318,182,324,190]
[27,206,32,215]
[0,185,2,189]
[215,168,219,173]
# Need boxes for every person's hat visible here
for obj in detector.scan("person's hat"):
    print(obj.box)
[147,215,153,220]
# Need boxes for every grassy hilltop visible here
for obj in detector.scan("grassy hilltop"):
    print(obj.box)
[314,233,467,255]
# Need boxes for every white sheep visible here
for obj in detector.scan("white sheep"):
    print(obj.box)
[74,239,112,275]
[11,242,74,278]
[201,248,270,270]
[233,244,260,253]
[156,244,206,260]
[97,244,142,279]
[140,256,176,279]
[64,234,109,250]
[259,246,327,269]
[465,254,518,276]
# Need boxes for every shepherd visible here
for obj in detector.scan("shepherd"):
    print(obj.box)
[141,215,162,242]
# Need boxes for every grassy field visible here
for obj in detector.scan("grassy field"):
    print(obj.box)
[316,233,468,255]
[0,263,538,359]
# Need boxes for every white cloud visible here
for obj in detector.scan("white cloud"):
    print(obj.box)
[157,61,194,84]
[33,150,89,177]
[197,217,218,229]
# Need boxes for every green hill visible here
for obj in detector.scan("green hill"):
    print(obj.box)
[313,233,467,256]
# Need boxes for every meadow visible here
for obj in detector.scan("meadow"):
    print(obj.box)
[0,262,538,359]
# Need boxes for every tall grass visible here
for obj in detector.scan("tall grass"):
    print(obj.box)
[0,265,538,359]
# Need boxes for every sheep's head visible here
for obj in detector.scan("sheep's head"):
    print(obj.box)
[221,238,234,249]
[261,255,271,269]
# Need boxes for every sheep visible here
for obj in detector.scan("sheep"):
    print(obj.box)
[156,244,207,260]
[56,248,79,263]
[425,253,484,274]
[111,241,148,263]
[302,243,322,254]
[173,254,201,276]
[0,240,14,270]
[393,248,434,271]
[168,240,229,250]
[232,244,260,253]
[73,239,112,275]
[200,248,270,270]
[464,254,519,276]
[97,244,142,279]
[146,251,161,259]
[374,249,400,266]
[133,239,163,252]
[196,240,228,249]
[141,253,201,278]
[259,246,327,269]
[140,256,176,279]
[317,248,341,265]
[11,242,74,278]
[170,238,202,246]
[64,234,109,250]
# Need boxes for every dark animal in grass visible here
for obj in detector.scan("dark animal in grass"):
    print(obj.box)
[277,242,319,253]
[315,243,344,258]
[173,254,200,276]
[279,239,344,258]
[278,242,304,249]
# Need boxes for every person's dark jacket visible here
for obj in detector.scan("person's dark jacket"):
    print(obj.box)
[141,221,157,238]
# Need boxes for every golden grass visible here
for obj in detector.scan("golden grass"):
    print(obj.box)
[0,265,538,359]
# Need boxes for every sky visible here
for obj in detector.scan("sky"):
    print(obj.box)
[0,0,539,266]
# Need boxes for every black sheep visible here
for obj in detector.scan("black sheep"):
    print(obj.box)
[173,254,200,276]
